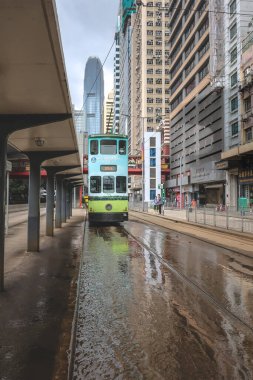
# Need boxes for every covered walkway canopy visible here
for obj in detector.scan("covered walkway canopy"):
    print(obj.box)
[0,0,83,290]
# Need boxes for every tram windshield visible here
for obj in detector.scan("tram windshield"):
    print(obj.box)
[103,176,114,193]
[116,176,127,193]
[90,176,101,193]
[101,140,117,154]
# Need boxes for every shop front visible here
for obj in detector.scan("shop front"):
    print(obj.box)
[239,168,253,207]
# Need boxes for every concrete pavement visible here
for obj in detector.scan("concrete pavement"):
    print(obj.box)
[0,208,85,380]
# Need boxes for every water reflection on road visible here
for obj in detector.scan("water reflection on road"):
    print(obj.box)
[72,221,253,380]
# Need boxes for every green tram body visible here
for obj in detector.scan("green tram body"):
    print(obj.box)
[88,134,128,224]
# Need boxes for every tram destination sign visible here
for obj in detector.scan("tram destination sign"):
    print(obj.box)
[100,165,117,172]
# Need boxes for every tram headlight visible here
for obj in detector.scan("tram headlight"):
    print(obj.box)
[105,204,112,211]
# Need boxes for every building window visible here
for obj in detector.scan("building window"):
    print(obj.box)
[150,147,156,156]
[147,88,153,93]
[230,46,237,63]
[147,69,153,74]
[245,127,252,142]
[230,96,238,112]
[185,77,196,95]
[199,61,209,81]
[147,78,153,84]
[150,158,156,166]
[150,137,156,147]
[244,96,251,112]
[231,121,238,136]
[230,71,237,88]
[150,189,156,200]
[229,0,236,15]
[230,23,237,40]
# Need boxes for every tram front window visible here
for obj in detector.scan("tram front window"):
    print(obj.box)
[90,140,98,155]
[119,140,126,155]
[116,176,127,193]
[103,176,114,193]
[90,176,101,193]
[101,140,117,154]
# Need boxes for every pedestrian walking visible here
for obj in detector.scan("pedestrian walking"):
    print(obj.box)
[157,194,163,215]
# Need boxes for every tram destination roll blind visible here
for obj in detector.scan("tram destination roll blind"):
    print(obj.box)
[100,165,117,172]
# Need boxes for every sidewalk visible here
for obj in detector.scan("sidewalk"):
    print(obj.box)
[0,209,85,380]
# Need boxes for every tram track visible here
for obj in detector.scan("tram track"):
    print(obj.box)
[123,223,253,335]
[129,211,253,258]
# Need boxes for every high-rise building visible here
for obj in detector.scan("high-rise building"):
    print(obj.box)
[114,14,121,133]
[117,0,170,202]
[103,90,114,134]
[219,0,253,209]
[73,109,85,134]
[83,57,104,135]
[167,0,226,207]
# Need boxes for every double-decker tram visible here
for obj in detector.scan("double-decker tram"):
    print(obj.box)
[88,134,128,224]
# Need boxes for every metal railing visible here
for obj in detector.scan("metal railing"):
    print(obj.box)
[129,201,253,234]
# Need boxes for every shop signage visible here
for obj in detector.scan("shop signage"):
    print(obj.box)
[239,169,253,183]
[215,161,229,170]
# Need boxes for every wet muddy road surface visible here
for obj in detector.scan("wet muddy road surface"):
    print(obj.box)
[71,220,253,380]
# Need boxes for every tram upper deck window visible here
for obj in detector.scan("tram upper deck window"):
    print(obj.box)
[119,140,126,154]
[100,140,117,154]
[116,176,127,193]
[90,176,101,193]
[90,140,98,155]
[103,176,114,193]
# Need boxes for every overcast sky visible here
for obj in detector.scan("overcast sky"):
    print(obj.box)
[55,0,120,109]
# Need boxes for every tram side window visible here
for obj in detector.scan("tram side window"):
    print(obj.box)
[119,140,126,155]
[116,176,127,193]
[101,140,117,154]
[90,176,101,193]
[90,140,98,155]
[103,176,114,193]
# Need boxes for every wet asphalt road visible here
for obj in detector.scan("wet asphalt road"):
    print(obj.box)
[71,219,253,380]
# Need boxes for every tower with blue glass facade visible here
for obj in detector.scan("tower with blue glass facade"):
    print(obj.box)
[83,57,104,135]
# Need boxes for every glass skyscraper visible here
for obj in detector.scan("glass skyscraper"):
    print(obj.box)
[83,57,104,135]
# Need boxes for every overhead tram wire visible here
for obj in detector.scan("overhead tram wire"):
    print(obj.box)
[154,4,253,17]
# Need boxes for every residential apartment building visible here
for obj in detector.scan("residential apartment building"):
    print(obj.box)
[117,0,170,201]
[114,20,121,133]
[103,90,114,133]
[219,1,253,209]
[167,0,226,207]
[221,28,253,208]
